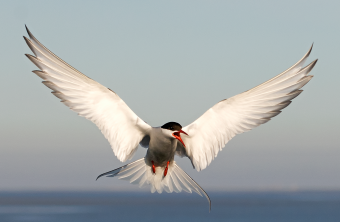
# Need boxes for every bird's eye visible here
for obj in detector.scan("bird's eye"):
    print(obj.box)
[170,127,173,130]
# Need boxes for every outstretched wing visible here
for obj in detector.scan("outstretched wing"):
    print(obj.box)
[179,45,317,171]
[24,26,151,162]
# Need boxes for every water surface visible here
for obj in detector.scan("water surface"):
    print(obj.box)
[0,191,339,222]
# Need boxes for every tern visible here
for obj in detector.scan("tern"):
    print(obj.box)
[24,26,317,211]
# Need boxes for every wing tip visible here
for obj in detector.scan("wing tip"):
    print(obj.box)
[25,54,41,67]
[306,43,313,57]
[311,58,318,68]
[25,53,35,60]
[25,24,34,40]
[297,43,314,65]
[307,59,318,75]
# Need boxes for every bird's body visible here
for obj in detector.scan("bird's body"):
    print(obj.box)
[24,26,317,211]
[147,128,177,167]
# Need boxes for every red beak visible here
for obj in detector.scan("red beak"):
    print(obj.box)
[172,130,188,147]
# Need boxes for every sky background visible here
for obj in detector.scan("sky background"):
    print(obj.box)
[0,0,339,192]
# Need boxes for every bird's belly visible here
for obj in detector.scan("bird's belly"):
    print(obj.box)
[146,139,176,167]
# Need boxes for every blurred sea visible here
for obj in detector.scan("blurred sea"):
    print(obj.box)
[0,191,339,222]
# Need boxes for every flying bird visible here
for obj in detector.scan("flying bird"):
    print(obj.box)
[24,26,317,211]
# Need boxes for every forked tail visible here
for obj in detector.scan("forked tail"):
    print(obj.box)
[96,158,211,211]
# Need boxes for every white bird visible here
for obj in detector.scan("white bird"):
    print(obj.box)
[24,26,317,211]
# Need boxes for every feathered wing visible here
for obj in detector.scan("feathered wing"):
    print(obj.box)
[179,45,317,171]
[24,26,151,162]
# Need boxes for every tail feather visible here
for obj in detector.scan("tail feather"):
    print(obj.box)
[97,158,211,211]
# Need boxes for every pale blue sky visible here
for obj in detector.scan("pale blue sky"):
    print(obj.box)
[0,0,339,191]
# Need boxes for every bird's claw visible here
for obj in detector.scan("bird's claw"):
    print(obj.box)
[164,161,170,177]
[151,161,156,174]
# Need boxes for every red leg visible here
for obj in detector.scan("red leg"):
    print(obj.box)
[151,161,156,174]
[164,161,170,177]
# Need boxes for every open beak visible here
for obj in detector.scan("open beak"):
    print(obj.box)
[172,130,188,147]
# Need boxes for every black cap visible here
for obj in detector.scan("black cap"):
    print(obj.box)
[161,122,182,131]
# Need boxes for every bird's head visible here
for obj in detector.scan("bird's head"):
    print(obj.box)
[161,122,188,147]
